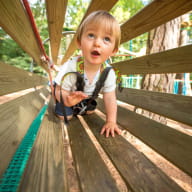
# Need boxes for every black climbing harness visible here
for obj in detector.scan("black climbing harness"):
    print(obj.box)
[59,67,112,124]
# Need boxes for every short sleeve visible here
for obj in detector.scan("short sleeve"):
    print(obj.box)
[54,57,77,86]
[102,69,116,93]
[61,73,77,92]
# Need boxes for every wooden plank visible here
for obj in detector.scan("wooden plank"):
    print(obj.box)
[116,88,192,126]
[97,99,192,177]
[67,117,120,192]
[0,87,49,177]
[46,0,68,64]
[0,0,48,70]
[18,99,68,192]
[112,44,192,74]
[0,62,48,96]
[60,0,118,64]
[84,114,186,192]
[121,0,192,43]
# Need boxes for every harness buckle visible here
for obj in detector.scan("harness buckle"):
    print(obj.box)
[78,105,88,115]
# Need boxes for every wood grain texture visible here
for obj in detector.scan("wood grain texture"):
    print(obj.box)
[67,117,120,192]
[46,0,68,64]
[0,87,49,177]
[121,0,192,43]
[0,1,47,70]
[116,88,192,126]
[0,62,48,96]
[18,99,68,192]
[60,0,118,64]
[97,99,192,177]
[112,44,192,75]
[84,114,185,192]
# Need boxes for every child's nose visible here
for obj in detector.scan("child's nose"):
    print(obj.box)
[94,38,102,47]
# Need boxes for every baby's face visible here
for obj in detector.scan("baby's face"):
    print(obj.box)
[78,23,117,67]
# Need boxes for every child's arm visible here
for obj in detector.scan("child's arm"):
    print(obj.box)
[100,91,121,137]
[55,85,88,107]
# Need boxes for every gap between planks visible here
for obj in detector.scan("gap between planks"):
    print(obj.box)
[95,109,192,192]
[117,99,192,136]
[60,115,128,192]
[0,85,46,104]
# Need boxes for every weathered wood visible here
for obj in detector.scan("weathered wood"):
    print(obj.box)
[0,1,47,70]
[67,117,120,192]
[60,0,118,64]
[0,87,49,177]
[116,88,192,126]
[46,0,68,64]
[84,114,185,192]
[0,62,48,96]
[97,99,192,177]
[121,0,192,43]
[112,44,192,75]
[18,99,68,192]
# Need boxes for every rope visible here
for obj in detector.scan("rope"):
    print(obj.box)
[22,0,48,61]
[22,0,55,98]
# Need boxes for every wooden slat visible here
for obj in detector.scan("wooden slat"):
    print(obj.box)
[0,62,48,96]
[116,88,192,126]
[0,1,48,70]
[0,87,49,177]
[60,0,118,64]
[112,44,192,74]
[97,99,192,177]
[67,117,120,192]
[46,0,68,64]
[121,0,192,43]
[18,99,68,192]
[84,114,186,192]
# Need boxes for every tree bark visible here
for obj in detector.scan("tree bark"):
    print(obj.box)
[176,14,192,96]
[138,16,184,123]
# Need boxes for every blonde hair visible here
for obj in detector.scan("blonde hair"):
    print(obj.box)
[76,10,121,51]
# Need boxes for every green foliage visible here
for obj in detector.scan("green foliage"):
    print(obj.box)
[0,0,150,74]
[111,0,146,24]
[65,0,90,30]
[31,1,49,41]
[110,0,149,63]
[0,1,48,76]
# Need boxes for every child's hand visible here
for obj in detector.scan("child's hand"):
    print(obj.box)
[65,91,88,106]
[100,121,121,138]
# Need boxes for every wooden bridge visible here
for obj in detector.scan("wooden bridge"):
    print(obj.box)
[0,0,192,191]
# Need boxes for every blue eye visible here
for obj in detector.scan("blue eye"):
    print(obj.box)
[88,33,94,39]
[104,37,111,42]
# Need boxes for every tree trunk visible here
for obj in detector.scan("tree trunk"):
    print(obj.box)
[138,16,183,123]
[176,14,192,96]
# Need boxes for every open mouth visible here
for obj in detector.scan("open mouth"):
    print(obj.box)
[91,50,100,56]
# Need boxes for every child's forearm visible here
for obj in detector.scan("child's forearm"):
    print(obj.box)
[103,91,117,123]
[101,91,122,137]
[106,103,117,123]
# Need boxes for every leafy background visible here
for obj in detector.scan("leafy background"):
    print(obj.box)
[0,0,150,76]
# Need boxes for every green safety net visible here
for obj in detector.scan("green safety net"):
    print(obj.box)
[0,104,48,192]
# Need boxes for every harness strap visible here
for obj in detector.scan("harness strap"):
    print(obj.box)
[60,72,85,91]
[22,0,56,100]
[60,67,112,124]
[91,67,112,100]
[60,88,68,124]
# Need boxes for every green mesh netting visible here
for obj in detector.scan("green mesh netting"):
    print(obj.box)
[0,104,48,192]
